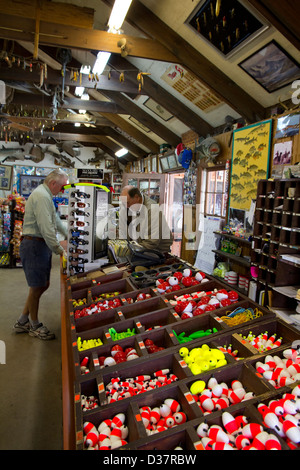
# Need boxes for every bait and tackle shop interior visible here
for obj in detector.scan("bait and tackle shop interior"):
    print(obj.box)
[1,0,300,452]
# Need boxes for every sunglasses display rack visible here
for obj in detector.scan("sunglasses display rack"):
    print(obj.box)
[67,186,109,276]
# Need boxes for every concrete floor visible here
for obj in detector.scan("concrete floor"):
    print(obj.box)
[0,255,63,450]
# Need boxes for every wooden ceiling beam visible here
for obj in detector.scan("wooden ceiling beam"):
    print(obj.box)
[247,0,300,50]
[100,113,160,154]
[0,65,144,95]
[0,0,95,29]
[102,0,266,123]
[0,15,178,63]
[102,126,146,159]
[42,131,137,162]
[9,92,125,115]
[102,90,181,147]
[109,55,214,136]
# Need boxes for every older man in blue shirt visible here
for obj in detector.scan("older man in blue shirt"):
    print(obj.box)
[14,169,69,340]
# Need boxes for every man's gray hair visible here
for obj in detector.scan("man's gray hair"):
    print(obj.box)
[44,169,68,186]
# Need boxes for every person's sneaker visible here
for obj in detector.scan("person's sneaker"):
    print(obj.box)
[13,320,30,333]
[29,323,55,340]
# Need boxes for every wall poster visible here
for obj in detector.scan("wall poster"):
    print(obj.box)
[229,119,273,217]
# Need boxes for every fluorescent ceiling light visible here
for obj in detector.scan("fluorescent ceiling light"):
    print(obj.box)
[108,0,133,33]
[91,0,133,75]
[115,148,128,158]
[80,65,91,75]
[92,51,111,75]
[81,93,90,101]
[74,122,81,127]
[75,86,85,97]
[78,109,86,114]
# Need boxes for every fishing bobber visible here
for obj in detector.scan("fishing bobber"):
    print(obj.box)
[83,421,97,435]
[150,407,161,424]
[154,369,170,377]
[159,403,171,417]
[222,412,239,435]
[119,425,128,439]
[183,268,193,277]
[260,409,282,432]
[111,413,125,429]
[283,348,297,360]
[98,419,112,433]
[287,363,300,376]
[174,412,187,424]
[168,276,179,286]
[173,271,183,281]
[292,384,300,398]
[110,344,123,357]
[156,281,169,293]
[283,399,298,415]
[98,427,111,442]
[251,431,269,450]
[211,384,223,398]
[110,427,123,441]
[208,298,220,308]
[278,375,294,387]
[99,437,111,450]
[212,442,234,450]
[85,430,99,448]
[199,394,215,411]
[165,415,176,428]
[228,387,245,404]
[231,380,243,390]
[255,361,270,374]
[195,271,205,281]
[235,434,250,450]
[197,422,209,438]
[208,425,230,444]
[268,400,284,416]
[283,419,300,443]
[215,397,229,410]
[242,423,264,439]
[201,437,214,450]
[110,439,127,450]
[103,357,116,367]
[265,434,282,450]
[164,398,181,413]
[140,409,150,427]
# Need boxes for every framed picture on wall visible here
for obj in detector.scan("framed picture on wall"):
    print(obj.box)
[0,164,12,190]
[239,41,300,93]
[20,174,45,198]
[229,119,273,214]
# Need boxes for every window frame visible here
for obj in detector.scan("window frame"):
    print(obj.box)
[204,165,227,219]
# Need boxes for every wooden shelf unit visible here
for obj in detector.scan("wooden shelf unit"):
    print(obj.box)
[251,179,300,308]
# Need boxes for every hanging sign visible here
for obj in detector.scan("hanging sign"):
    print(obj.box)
[77,168,104,179]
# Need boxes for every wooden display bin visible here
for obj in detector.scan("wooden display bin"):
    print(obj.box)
[135,427,197,451]
[116,296,168,320]
[75,334,149,378]
[229,317,300,354]
[245,344,300,393]
[135,307,181,332]
[169,313,226,346]
[213,299,275,330]
[119,286,159,303]
[97,350,192,406]
[190,401,290,450]
[184,361,271,411]
[75,380,201,450]
[68,270,124,292]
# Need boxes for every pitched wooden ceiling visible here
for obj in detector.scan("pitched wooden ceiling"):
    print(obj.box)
[0,0,299,165]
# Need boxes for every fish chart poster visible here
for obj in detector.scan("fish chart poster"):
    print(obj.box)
[229,119,273,213]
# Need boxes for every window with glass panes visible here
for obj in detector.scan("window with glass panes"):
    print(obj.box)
[205,167,227,218]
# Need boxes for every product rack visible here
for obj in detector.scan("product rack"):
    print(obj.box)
[60,256,300,450]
